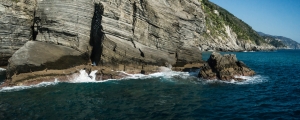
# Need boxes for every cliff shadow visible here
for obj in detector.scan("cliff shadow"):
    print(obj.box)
[90,3,104,66]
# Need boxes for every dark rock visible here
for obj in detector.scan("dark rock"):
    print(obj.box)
[141,70,146,74]
[199,65,217,79]
[0,68,5,76]
[199,52,255,81]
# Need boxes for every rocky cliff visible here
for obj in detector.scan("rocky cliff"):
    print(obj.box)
[0,0,274,85]
[2,0,207,84]
[0,0,36,66]
[199,0,275,51]
[261,35,287,49]
[258,32,300,49]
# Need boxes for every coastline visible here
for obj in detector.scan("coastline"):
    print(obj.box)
[0,48,279,89]
[1,48,280,89]
[0,63,205,88]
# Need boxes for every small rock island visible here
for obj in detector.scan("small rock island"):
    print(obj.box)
[199,52,255,81]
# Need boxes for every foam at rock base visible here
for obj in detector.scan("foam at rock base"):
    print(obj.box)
[0,69,268,92]
[70,70,98,83]
[0,79,59,92]
[202,75,268,85]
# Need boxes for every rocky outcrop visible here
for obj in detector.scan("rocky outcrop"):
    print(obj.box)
[1,0,274,85]
[6,41,88,78]
[199,52,255,80]
[2,0,206,84]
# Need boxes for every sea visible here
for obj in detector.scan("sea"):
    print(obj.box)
[0,50,299,119]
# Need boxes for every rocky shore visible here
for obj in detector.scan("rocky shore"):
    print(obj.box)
[1,50,258,87]
[0,0,268,86]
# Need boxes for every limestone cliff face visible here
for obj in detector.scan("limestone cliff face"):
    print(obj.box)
[0,0,35,66]
[2,0,205,81]
[98,0,205,66]
[1,0,277,83]
[34,0,94,52]
[32,0,205,66]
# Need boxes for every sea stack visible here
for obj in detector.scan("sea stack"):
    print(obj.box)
[199,52,255,81]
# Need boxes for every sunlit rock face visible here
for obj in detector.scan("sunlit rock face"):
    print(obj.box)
[33,0,206,66]
[0,0,36,66]
[97,0,205,66]
[4,0,205,83]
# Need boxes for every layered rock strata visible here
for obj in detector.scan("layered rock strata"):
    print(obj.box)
[199,52,255,80]
[2,0,206,85]
[98,0,205,67]
[0,0,36,66]
[0,0,274,85]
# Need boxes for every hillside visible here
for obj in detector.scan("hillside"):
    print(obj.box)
[199,0,274,51]
[258,32,300,49]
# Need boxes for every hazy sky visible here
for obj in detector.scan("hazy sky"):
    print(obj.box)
[210,0,300,43]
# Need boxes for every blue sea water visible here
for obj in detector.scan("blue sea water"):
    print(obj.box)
[0,50,300,119]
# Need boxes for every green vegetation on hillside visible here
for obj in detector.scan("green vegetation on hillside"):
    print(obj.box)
[201,0,266,45]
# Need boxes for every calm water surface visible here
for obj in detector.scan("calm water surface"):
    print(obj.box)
[0,50,300,119]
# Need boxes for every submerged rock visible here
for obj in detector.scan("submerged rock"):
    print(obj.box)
[198,52,255,81]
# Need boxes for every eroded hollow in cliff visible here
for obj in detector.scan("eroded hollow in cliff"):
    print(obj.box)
[90,3,104,66]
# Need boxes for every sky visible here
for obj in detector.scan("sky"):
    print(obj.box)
[210,0,300,43]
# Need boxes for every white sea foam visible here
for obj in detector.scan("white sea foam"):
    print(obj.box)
[68,70,116,83]
[233,75,268,85]
[0,68,269,92]
[70,70,98,83]
[201,75,268,85]
[243,51,255,52]
[121,70,191,80]
[0,79,59,92]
